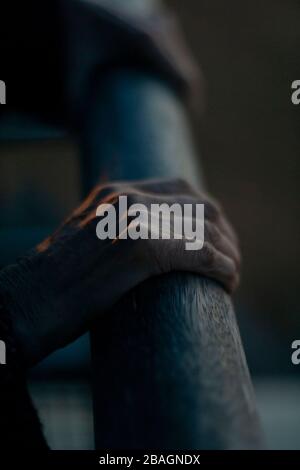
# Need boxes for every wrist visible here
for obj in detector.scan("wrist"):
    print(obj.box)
[0,254,51,365]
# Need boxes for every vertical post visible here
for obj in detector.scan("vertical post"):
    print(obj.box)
[81,71,263,449]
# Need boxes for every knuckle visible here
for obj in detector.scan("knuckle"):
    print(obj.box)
[206,221,220,245]
[205,199,221,221]
[204,201,220,221]
[172,177,191,192]
[95,183,118,201]
[201,242,215,267]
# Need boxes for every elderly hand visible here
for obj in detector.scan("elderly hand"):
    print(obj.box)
[0,178,240,365]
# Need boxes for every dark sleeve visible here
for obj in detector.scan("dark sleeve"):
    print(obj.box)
[1,0,203,126]
[61,0,204,125]
[0,293,48,450]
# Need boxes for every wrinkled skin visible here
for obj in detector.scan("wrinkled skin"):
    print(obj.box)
[1,178,240,365]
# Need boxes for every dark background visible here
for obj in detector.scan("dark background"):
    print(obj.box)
[166,0,300,375]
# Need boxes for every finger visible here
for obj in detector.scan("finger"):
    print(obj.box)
[218,214,240,247]
[205,221,241,270]
[158,239,239,293]
[203,198,240,248]
[114,177,199,198]
[192,241,239,293]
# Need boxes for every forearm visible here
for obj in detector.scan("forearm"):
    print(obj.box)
[0,283,48,449]
[0,256,61,366]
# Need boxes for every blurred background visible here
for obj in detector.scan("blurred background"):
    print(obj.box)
[0,0,299,450]
[166,0,300,449]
